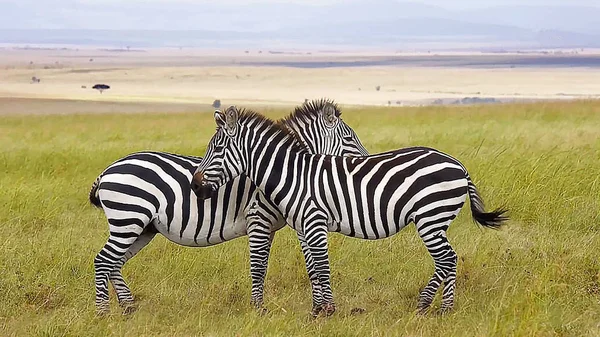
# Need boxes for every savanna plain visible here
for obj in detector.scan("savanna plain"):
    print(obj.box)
[1,98,599,336]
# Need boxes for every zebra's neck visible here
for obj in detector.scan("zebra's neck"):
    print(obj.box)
[241,125,314,214]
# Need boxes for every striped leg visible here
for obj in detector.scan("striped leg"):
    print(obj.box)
[94,221,145,315]
[416,221,457,313]
[246,193,281,311]
[109,226,157,314]
[440,243,458,313]
[302,204,335,316]
[296,231,323,316]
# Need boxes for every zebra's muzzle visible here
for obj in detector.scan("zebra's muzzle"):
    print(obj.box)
[191,171,216,200]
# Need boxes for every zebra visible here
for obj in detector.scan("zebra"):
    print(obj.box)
[191,106,508,316]
[89,99,368,315]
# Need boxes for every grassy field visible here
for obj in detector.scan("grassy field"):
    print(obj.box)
[1,100,599,336]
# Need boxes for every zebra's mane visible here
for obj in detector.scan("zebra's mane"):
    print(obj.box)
[279,98,340,127]
[235,107,310,154]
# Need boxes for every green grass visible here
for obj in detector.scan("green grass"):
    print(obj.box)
[1,101,599,336]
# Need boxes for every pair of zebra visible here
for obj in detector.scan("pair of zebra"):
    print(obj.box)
[91,99,507,317]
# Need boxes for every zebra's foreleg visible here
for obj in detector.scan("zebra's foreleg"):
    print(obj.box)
[246,195,279,311]
[109,226,157,314]
[296,231,323,316]
[94,222,145,315]
[302,211,335,317]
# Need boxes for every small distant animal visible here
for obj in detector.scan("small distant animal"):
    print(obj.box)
[31,76,41,83]
[92,84,110,94]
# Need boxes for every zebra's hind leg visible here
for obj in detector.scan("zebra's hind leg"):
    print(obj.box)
[297,231,323,317]
[440,246,458,314]
[417,227,457,314]
[109,225,157,314]
[94,221,145,315]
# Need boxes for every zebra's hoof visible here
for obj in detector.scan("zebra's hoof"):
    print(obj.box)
[95,308,110,317]
[439,305,454,315]
[250,298,262,307]
[121,303,138,315]
[416,304,431,315]
[310,305,323,318]
[322,303,336,317]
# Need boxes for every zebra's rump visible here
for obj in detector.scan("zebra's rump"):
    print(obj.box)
[319,147,469,239]
[94,151,259,247]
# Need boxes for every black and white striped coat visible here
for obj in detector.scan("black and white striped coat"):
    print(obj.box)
[90,99,368,314]
[192,107,507,316]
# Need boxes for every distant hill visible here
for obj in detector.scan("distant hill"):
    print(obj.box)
[1,1,599,49]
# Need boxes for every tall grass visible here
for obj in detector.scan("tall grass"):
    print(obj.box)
[1,101,599,336]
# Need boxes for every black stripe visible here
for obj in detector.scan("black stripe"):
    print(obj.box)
[336,156,355,237]
[413,203,464,225]
[194,196,206,244]
[264,148,288,200]
[220,182,234,241]
[286,154,304,218]
[325,158,342,222]
[418,214,458,238]
[101,200,153,220]
[109,231,141,238]
[99,182,160,211]
[235,175,251,222]
[206,192,220,244]
[149,151,202,172]
[108,218,145,228]
[406,187,467,225]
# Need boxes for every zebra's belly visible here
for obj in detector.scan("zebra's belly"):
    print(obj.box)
[153,211,249,247]
[329,218,409,239]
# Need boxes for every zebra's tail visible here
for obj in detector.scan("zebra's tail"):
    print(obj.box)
[466,175,508,229]
[89,175,102,208]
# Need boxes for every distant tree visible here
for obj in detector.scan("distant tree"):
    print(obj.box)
[89,58,94,62]
[212,99,221,108]
[92,84,110,93]
[375,85,381,91]
[81,85,87,89]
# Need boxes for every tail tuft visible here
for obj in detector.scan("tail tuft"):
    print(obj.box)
[467,176,508,229]
[471,207,508,229]
[89,176,102,208]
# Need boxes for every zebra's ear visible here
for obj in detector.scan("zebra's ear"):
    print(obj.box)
[214,109,226,128]
[224,105,238,136]
[322,103,339,128]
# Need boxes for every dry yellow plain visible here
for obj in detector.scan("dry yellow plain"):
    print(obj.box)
[1,48,599,111]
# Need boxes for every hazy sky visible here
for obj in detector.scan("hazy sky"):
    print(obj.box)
[2,0,600,7]
[1,0,599,32]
